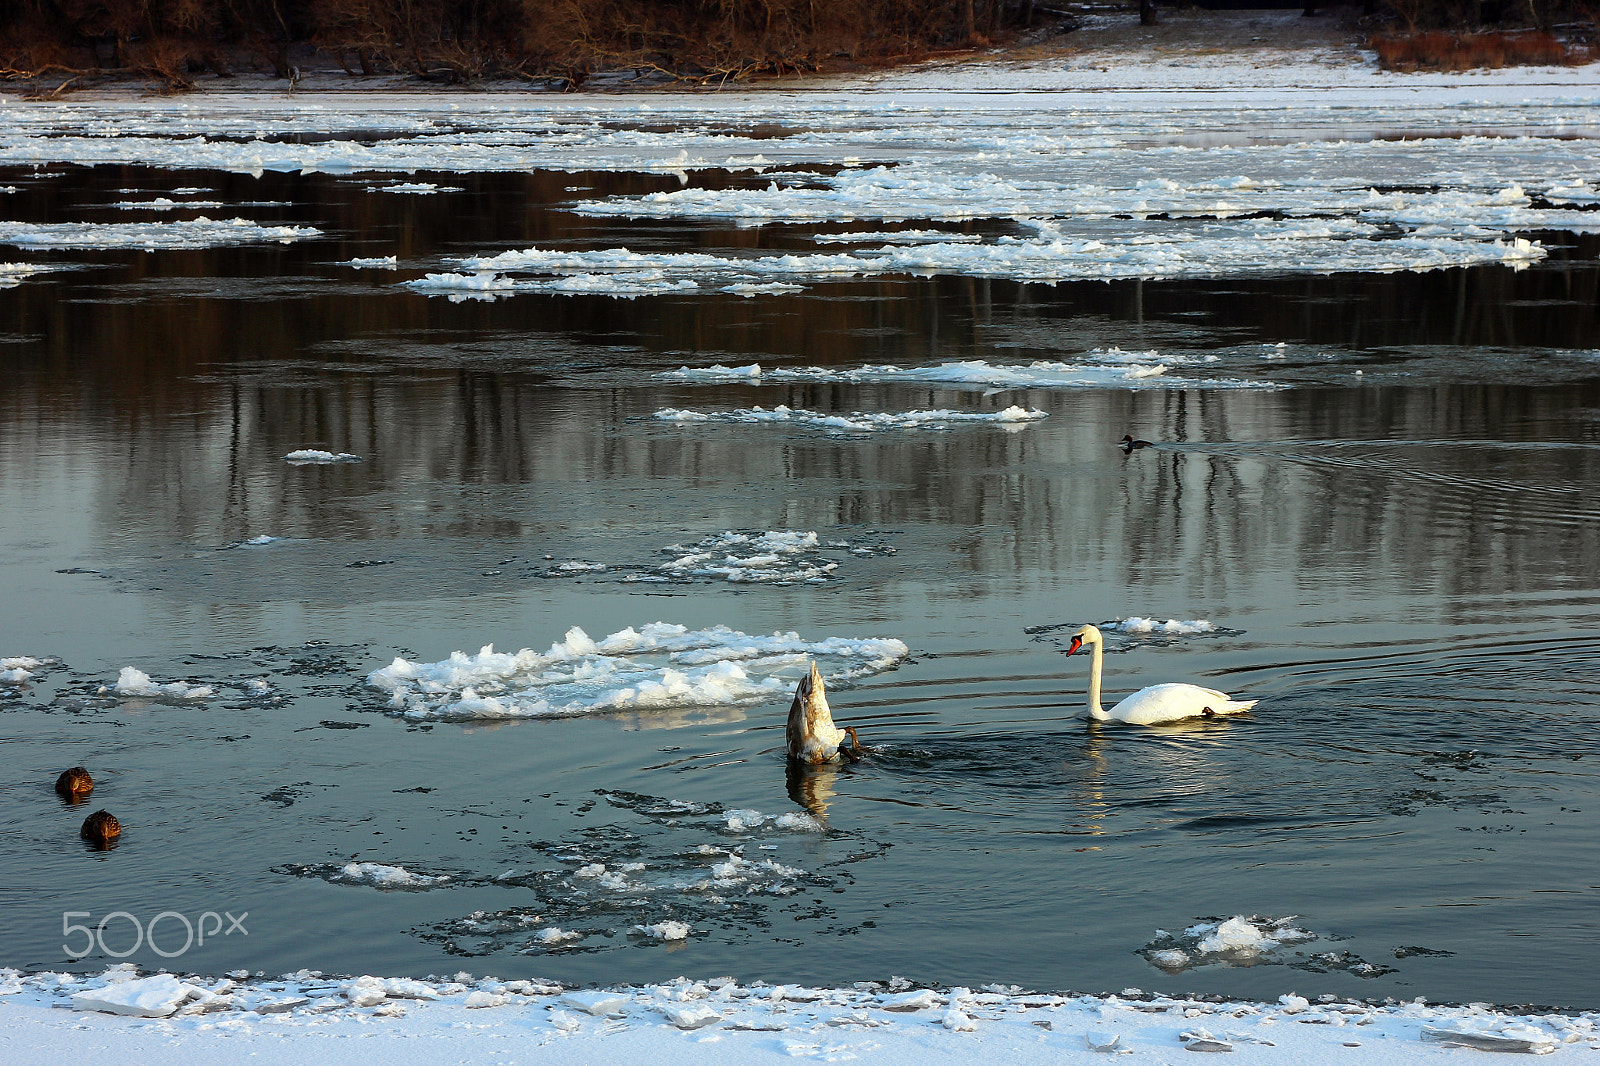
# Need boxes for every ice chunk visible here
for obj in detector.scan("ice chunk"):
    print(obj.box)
[366,622,907,721]
[1422,1025,1557,1053]
[0,218,318,250]
[561,990,630,1015]
[1114,617,1218,636]
[71,974,200,1017]
[111,666,216,700]
[333,862,450,888]
[284,449,363,464]
[633,921,691,941]
[660,1003,723,1029]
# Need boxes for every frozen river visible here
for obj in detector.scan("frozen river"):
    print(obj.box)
[2,81,1599,1009]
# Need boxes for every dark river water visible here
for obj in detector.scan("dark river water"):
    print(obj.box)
[3,161,1599,1008]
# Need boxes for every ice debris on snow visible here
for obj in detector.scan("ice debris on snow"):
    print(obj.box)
[654,404,1047,432]
[106,666,217,701]
[70,974,206,1017]
[283,448,364,464]
[0,218,319,249]
[11,959,1596,1058]
[366,622,908,721]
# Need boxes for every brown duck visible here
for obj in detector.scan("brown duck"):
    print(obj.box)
[55,767,94,798]
[80,810,121,848]
[785,662,862,764]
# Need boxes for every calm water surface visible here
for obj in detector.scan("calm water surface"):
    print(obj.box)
[3,161,1599,1007]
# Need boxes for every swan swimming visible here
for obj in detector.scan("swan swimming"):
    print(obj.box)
[786,661,862,764]
[1066,623,1257,725]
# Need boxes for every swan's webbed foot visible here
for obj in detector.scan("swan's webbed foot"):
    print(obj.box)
[842,726,865,761]
[1202,707,1216,718]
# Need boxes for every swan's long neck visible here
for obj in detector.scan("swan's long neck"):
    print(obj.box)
[1086,635,1108,721]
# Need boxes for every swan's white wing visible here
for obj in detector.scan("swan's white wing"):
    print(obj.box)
[1108,683,1256,725]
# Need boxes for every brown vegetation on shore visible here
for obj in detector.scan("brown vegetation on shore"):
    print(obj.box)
[1368,28,1591,69]
[0,0,1042,94]
[1,0,1595,95]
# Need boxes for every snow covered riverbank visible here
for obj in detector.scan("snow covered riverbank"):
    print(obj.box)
[5,963,1596,1065]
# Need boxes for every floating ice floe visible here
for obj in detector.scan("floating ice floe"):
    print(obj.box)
[723,809,825,833]
[281,862,453,889]
[1142,915,1318,972]
[412,217,1544,300]
[368,622,907,721]
[633,921,692,941]
[369,182,464,194]
[106,666,216,701]
[283,449,363,464]
[654,404,1048,432]
[814,229,985,244]
[0,218,320,250]
[1112,617,1218,636]
[661,353,1266,391]
[345,256,399,268]
[614,530,893,586]
[0,262,65,288]
[108,197,227,210]
[1,656,46,684]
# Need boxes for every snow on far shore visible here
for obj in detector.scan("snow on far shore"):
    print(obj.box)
[654,403,1048,432]
[367,622,908,721]
[5,962,1597,1065]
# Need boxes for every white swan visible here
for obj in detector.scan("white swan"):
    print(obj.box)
[1067,623,1257,725]
[786,661,861,764]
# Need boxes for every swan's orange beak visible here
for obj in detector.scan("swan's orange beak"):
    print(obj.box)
[1066,636,1083,656]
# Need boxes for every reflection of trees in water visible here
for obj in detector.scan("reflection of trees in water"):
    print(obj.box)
[2,166,1597,602]
[43,363,1596,610]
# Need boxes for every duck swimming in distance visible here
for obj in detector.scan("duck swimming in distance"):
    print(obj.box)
[1067,623,1257,725]
[786,661,862,764]
[1120,434,1154,452]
